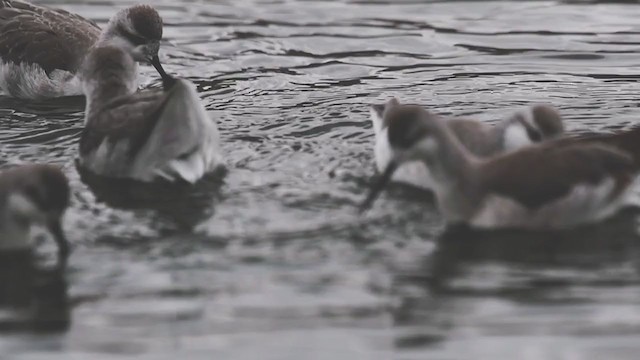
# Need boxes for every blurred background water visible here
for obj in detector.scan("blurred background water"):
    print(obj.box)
[2,0,640,359]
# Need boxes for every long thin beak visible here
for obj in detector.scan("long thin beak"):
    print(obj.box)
[150,55,176,89]
[47,218,69,260]
[359,161,398,213]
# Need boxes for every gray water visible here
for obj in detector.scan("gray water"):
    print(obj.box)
[2,0,640,359]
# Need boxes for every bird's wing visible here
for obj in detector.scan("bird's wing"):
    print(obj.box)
[480,142,636,209]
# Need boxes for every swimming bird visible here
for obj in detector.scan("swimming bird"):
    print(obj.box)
[0,164,70,257]
[370,98,564,190]
[553,125,640,169]
[361,102,636,230]
[77,45,222,183]
[0,1,166,99]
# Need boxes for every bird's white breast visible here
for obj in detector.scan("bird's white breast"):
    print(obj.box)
[502,123,533,152]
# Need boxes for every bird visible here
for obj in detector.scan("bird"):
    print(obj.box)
[361,102,637,230]
[0,164,70,258]
[77,45,223,183]
[370,98,564,190]
[553,125,640,169]
[0,1,167,99]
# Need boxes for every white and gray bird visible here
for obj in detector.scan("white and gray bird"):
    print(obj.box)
[0,1,167,99]
[370,98,565,190]
[361,102,636,230]
[0,164,70,257]
[77,45,222,183]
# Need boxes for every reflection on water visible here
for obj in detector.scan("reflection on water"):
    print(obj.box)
[2,0,640,359]
[0,251,70,333]
[76,164,227,231]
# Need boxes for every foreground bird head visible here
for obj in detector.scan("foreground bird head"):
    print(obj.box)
[362,98,446,211]
[98,4,172,83]
[0,165,71,258]
[502,104,565,151]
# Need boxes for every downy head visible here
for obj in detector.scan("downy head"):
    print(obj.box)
[98,4,171,83]
[503,104,565,151]
[2,165,71,258]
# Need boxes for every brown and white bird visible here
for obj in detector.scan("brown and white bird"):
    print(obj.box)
[0,1,167,99]
[361,101,637,230]
[77,45,222,183]
[0,164,70,257]
[370,98,564,190]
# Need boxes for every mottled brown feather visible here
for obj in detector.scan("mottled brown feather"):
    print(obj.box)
[0,0,99,74]
[79,88,175,158]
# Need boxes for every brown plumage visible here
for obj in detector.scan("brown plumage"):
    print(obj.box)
[531,104,565,138]
[384,104,634,210]
[362,102,637,229]
[80,88,173,158]
[127,4,162,41]
[553,126,640,168]
[0,164,70,258]
[0,0,99,74]
[478,142,635,210]
[0,2,167,99]
[0,164,69,214]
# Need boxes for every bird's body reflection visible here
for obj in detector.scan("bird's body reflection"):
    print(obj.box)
[0,250,69,332]
[390,207,640,350]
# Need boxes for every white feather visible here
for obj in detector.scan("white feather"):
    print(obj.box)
[0,61,82,99]
[502,123,534,152]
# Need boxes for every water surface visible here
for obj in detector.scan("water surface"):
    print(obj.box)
[3,0,640,359]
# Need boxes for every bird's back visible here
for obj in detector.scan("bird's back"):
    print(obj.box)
[447,118,502,157]
[478,142,636,210]
[80,80,222,182]
[0,0,100,73]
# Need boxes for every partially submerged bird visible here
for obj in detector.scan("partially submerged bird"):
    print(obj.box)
[0,164,70,257]
[370,98,564,190]
[77,45,222,183]
[0,1,165,99]
[361,102,636,230]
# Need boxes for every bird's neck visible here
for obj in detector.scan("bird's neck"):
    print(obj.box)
[426,121,479,187]
[83,64,138,122]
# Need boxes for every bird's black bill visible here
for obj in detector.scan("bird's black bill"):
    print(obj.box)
[359,161,398,213]
[151,56,177,90]
[48,218,69,260]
